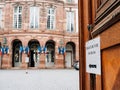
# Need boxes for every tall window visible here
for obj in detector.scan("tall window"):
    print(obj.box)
[67,11,74,32]
[30,6,39,29]
[47,8,55,30]
[13,6,22,29]
[0,9,2,29]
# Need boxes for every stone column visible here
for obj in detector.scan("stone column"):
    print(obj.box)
[1,54,11,69]
[55,54,65,68]
[7,53,12,69]
[8,44,12,68]
[1,45,12,69]
[21,42,28,69]
[76,39,79,61]
[38,40,46,69]
[39,53,46,69]
[21,53,28,69]
[55,41,65,68]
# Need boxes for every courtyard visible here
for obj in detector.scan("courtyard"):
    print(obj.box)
[0,69,79,90]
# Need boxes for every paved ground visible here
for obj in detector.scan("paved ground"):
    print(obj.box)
[0,69,79,90]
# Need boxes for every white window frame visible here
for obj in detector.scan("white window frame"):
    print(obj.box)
[0,9,2,29]
[30,6,39,29]
[13,6,22,29]
[47,8,55,30]
[66,11,74,32]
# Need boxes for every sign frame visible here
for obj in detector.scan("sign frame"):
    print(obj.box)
[86,37,101,75]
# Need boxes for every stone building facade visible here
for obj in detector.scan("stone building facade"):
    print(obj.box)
[79,0,120,90]
[0,0,79,69]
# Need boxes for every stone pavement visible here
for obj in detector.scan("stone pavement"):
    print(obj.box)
[0,69,79,90]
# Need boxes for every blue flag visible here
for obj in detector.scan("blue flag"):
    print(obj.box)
[19,46,23,53]
[25,46,29,54]
[58,47,61,54]
[5,46,9,54]
[43,46,47,53]
[37,46,42,53]
[1,47,4,54]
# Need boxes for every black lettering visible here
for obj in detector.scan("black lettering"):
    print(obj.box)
[89,64,97,68]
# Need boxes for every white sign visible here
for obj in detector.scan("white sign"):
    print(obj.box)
[86,37,101,75]
[25,57,29,63]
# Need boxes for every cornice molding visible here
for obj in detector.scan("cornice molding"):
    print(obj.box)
[95,0,119,25]
[92,12,120,37]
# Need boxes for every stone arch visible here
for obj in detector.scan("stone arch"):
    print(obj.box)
[11,39,22,67]
[45,39,55,67]
[28,39,40,47]
[65,41,76,68]
[28,39,40,67]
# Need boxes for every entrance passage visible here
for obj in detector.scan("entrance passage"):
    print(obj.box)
[65,52,72,68]
[65,42,75,68]
[12,39,22,67]
[28,39,40,67]
[30,50,34,67]
[45,40,55,67]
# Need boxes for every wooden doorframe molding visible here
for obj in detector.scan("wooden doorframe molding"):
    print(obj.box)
[78,0,86,90]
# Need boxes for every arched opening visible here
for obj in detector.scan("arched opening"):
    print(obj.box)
[45,40,55,67]
[28,39,40,67]
[65,42,76,68]
[12,39,22,67]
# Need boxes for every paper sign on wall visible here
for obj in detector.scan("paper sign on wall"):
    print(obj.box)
[86,37,101,75]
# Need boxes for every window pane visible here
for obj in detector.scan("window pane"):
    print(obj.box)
[35,7,39,28]
[14,15,17,28]
[13,6,22,29]
[67,12,70,31]
[30,7,34,28]
[47,8,55,30]
[71,24,73,32]
[18,15,22,28]
[19,6,22,13]
[48,9,50,14]
[14,6,17,13]
[47,16,50,29]
[71,12,74,32]
[51,9,54,14]
[51,16,54,29]
[67,11,74,32]
[30,6,39,29]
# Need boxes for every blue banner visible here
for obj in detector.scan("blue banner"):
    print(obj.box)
[19,46,23,53]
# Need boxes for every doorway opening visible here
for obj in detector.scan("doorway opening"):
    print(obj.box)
[28,39,40,67]
[12,39,22,67]
[45,40,55,67]
[65,42,76,68]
